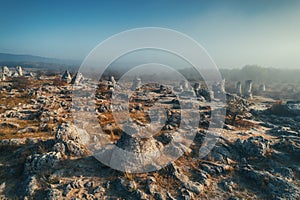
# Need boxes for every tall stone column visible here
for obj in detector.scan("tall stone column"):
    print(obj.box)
[244,80,253,99]
[236,81,242,96]
[259,84,266,92]
[220,79,226,93]
[16,66,23,76]
[131,77,142,91]
[180,80,189,90]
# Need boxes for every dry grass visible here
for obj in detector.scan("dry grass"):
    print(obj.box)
[0,119,52,140]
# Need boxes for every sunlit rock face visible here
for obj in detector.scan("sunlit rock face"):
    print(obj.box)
[71,72,84,85]
[16,66,23,76]
[2,66,11,77]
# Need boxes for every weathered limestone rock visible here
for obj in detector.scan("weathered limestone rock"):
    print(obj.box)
[102,133,165,172]
[16,66,23,76]
[212,79,226,99]
[24,175,39,197]
[240,167,300,199]
[116,133,162,154]
[0,122,20,129]
[180,80,189,90]
[0,73,6,81]
[235,136,270,158]
[54,122,86,156]
[24,152,62,175]
[166,163,204,195]
[113,178,137,192]
[220,79,226,93]
[2,66,11,77]
[61,70,72,83]
[194,82,201,97]
[244,80,253,99]
[236,81,242,96]
[259,84,266,92]
[194,82,200,91]
[205,139,232,164]
[131,77,142,91]
[47,188,63,200]
[71,72,84,85]
[198,88,213,101]
[108,76,116,86]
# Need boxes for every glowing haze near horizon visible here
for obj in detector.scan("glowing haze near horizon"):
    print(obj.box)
[0,0,299,69]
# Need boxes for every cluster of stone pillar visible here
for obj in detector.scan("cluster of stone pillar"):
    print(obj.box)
[236,80,256,99]
[236,80,266,99]
[61,70,84,85]
[212,79,226,99]
[0,66,24,81]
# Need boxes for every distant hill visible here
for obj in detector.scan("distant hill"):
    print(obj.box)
[0,53,80,70]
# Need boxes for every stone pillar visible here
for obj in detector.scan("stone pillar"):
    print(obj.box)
[236,81,242,96]
[220,79,226,93]
[1,73,5,81]
[71,72,84,85]
[16,66,23,76]
[208,90,214,101]
[194,82,200,91]
[179,80,189,90]
[108,76,116,87]
[244,80,253,99]
[259,84,266,92]
[2,66,11,77]
[131,77,142,91]
[61,70,72,83]
[193,82,200,96]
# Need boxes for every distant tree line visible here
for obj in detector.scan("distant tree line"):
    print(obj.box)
[220,65,300,83]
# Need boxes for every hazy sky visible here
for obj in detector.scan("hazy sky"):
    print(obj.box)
[0,0,299,68]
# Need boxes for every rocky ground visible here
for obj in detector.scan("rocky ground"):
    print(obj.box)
[0,68,299,199]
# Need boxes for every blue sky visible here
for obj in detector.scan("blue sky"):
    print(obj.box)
[0,0,299,68]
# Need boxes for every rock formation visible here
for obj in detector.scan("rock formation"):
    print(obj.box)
[16,66,23,76]
[131,77,142,91]
[0,73,6,81]
[259,84,266,92]
[179,80,189,90]
[212,79,226,99]
[2,66,11,77]
[71,72,84,85]
[236,81,242,96]
[244,80,253,99]
[61,70,72,83]
[194,82,200,94]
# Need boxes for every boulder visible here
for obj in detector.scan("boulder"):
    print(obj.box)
[54,122,86,156]
[240,167,300,199]
[235,136,270,158]
[24,152,62,175]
